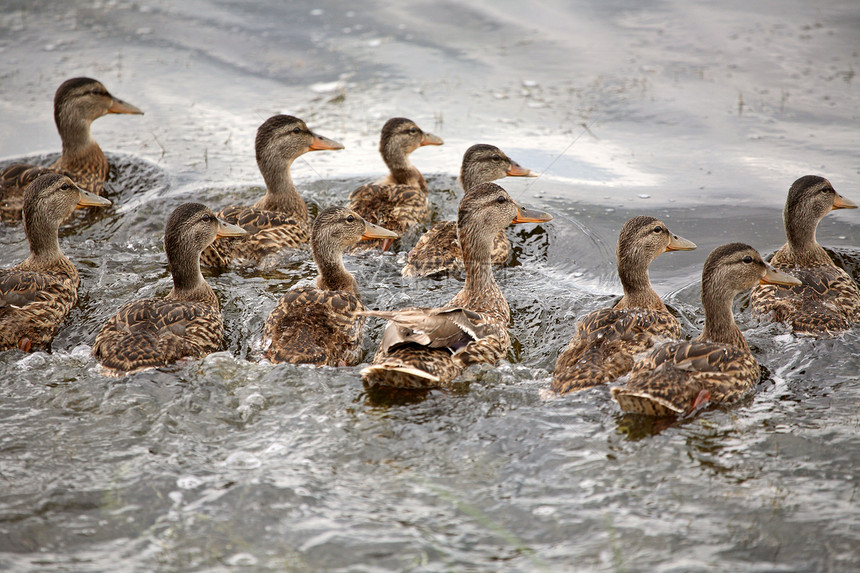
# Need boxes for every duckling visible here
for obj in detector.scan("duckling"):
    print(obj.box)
[552,216,696,394]
[1,77,142,222]
[92,203,247,375]
[360,182,552,388]
[201,115,344,267]
[263,207,398,365]
[402,144,535,278]
[611,243,801,417]
[0,173,111,351]
[751,175,860,334]
[347,117,443,250]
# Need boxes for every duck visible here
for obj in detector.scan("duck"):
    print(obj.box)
[750,175,860,334]
[552,216,697,394]
[611,243,801,417]
[201,115,344,267]
[92,203,247,375]
[347,117,443,251]
[263,206,398,366]
[0,173,111,351]
[0,77,142,222]
[360,182,552,388]
[402,143,536,278]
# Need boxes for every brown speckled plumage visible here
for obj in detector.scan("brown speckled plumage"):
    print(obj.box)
[553,216,696,394]
[360,182,552,389]
[403,144,535,278]
[0,174,111,351]
[751,175,860,335]
[263,207,397,366]
[0,78,142,222]
[348,118,443,250]
[92,203,246,375]
[611,243,801,416]
[200,115,343,268]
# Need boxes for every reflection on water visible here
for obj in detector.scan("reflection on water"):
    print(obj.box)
[1,0,860,571]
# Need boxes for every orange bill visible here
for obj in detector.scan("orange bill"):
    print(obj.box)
[760,264,802,286]
[107,97,144,115]
[665,233,696,252]
[309,133,345,151]
[506,160,536,177]
[216,220,248,238]
[75,188,112,208]
[833,193,858,210]
[420,132,444,146]
[361,220,399,241]
[512,206,552,224]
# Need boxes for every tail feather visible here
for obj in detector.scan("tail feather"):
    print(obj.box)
[361,364,441,389]
[610,387,684,417]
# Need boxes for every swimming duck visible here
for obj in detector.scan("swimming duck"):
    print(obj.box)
[201,115,344,267]
[263,207,398,366]
[611,243,801,417]
[92,203,247,375]
[0,77,142,222]
[402,143,535,278]
[0,173,111,351]
[360,182,552,388]
[552,216,696,394]
[347,117,443,250]
[750,175,860,334]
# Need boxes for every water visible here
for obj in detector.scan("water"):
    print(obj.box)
[1,1,859,571]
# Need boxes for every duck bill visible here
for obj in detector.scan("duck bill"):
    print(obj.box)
[76,189,112,208]
[216,220,248,238]
[506,161,536,178]
[420,132,444,146]
[665,233,697,252]
[309,132,345,151]
[361,221,399,241]
[760,264,802,286]
[107,97,144,115]
[832,193,858,210]
[512,206,552,224]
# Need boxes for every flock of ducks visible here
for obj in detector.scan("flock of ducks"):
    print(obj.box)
[1,77,858,418]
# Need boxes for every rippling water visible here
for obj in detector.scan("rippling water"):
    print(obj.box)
[1,1,859,571]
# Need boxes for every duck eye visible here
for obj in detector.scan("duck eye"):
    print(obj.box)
[346,215,355,223]
[292,127,301,134]
[653,226,663,234]
[202,214,213,223]
[742,255,753,263]
[60,183,70,190]
[409,127,418,134]
[492,155,501,161]
[496,196,507,204]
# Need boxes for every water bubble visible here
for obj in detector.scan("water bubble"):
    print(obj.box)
[226,553,259,566]
[177,475,203,489]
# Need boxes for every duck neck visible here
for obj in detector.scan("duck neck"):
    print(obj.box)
[22,209,65,266]
[783,212,831,266]
[457,222,508,321]
[698,283,747,351]
[254,156,308,220]
[616,258,665,310]
[313,243,358,294]
[383,147,425,191]
[167,247,216,305]
[459,165,488,194]
[55,109,98,159]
